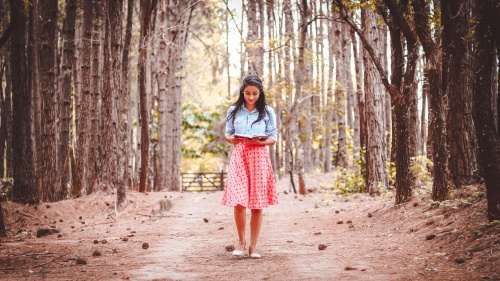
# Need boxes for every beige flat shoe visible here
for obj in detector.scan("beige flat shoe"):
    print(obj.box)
[249,253,261,259]
[232,249,245,256]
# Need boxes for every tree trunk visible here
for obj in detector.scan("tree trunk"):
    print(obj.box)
[324,4,334,172]
[73,0,93,197]
[282,0,296,191]
[101,0,122,190]
[334,18,348,169]
[58,0,77,200]
[420,58,427,155]
[87,2,102,195]
[38,0,58,202]
[472,0,500,221]
[10,0,38,203]
[336,0,419,203]
[29,2,42,193]
[138,0,153,193]
[294,0,308,195]
[362,3,387,194]
[412,0,448,201]
[120,0,134,190]
[351,29,363,151]
[167,0,193,191]
[442,0,479,187]
[246,0,262,76]
[158,0,168,190]
[0,48,7,178]
[351,27,365,155]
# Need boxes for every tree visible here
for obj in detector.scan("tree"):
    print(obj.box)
[58,0,77,200]
[333,10,348,169]
[73,0,93,197]
[294,0,309,195]
[39,0,58,202]
[164,0,195,191]
[138,0,154,192]
[362,1,387,195]
[10,0,38,203]
[87,1,102,194]
[471,0,500,221]
[442,0,479,187]
[101,0,123,190]
[120,0,135,191]
[246,0,263,76]
[337,0,419,203]
[411,0,449,201]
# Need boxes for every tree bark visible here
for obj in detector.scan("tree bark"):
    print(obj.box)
[362,3,387,194]
[87,1,102,195]
[442,0,479,187]
[334,17,348,169]
[58,0,77,201]
[472,0,500,221]
[294,0,308,195]
[72,0,93,197]
[282,0,296,191]
[38,0,58,202]
[246,0,262,76]
[337,0,418,203]
[158,0,168,190]
[120,0,134,190]
[101,0,122,190]
[324,2,334,172]
[412,0,449,201]
[138,0,154,192]
[10,0,38,203]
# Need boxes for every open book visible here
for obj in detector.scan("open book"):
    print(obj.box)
[233,133,268,140]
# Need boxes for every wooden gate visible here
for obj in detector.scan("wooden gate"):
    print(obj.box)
[181,172,226,192]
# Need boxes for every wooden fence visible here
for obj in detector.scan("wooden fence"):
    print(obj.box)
[181,172,226,192]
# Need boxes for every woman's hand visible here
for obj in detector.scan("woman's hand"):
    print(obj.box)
[226,134,243,145]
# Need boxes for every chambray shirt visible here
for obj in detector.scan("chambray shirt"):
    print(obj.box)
[225,105,278,142]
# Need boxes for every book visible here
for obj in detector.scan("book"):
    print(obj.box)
[233,133,268,140]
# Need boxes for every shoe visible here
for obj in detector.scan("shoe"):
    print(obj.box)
[249,253,261,259]
[232,249,245,256]
[232,244,246,256]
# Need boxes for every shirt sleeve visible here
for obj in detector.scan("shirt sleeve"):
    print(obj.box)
[225,105,236,135]
[265,106,278,142]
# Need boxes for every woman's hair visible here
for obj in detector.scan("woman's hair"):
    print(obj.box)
[227,75,269,126]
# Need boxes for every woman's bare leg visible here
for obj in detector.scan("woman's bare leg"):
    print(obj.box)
[249,209,263,254]
[234,205,247,250]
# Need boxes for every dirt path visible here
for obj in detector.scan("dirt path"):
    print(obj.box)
[1,174,498,280]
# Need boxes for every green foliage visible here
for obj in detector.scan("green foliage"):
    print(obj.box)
[0,178,13,202]
[387,160,396,189]
[181,102,232,172]
[330,167,365,195]
[482,220,500,228]
[410,155,433,195]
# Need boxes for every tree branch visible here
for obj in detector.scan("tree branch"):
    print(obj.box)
[0,20,15,50]
[334,0,392,93]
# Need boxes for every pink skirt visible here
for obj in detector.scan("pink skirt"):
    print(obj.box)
[222,143,278,209]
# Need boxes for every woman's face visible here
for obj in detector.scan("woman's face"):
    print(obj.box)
[243,85,260,106]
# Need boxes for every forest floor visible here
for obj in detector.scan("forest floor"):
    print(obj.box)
[0,173,499,281]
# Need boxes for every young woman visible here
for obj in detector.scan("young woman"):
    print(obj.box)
[222,75,278,259]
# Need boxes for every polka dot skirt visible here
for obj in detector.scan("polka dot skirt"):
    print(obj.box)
[222,143,278,209]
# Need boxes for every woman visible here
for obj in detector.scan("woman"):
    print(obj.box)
[222,75,279,259]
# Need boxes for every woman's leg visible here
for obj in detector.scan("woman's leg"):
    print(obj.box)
[234,205,247,250]
[249,209,263,254]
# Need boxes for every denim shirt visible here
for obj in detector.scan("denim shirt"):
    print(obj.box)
[225,105,278,142]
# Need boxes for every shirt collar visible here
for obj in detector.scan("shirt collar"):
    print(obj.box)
[243,106,258,114]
